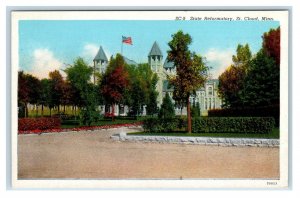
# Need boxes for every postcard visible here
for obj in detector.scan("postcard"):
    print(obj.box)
[10,10,289,189]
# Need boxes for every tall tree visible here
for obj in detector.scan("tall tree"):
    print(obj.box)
[18,71,41,117]
[146,88,159,116]
[218,65,246,108]
[232,44,252,67]
[218,27,280,109]
[39,78,51,116]
[101,54,129,120]
[242,49,279,106]
[125,63,159,116]
[218,44,252,108]
[262,27,280,66]
[49,70,64,112]
[61,81,73,113]
[65,57,99,126]
[167,30,209,133]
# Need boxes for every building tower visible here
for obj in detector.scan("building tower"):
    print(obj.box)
[93,45,108,84]
[148,41,164,105]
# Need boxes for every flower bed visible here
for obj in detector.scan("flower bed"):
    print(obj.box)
[18,122,143,135]
[18,118,61,131]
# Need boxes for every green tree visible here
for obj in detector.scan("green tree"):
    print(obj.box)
[126,63,159,116]
[146,89,159,116]
[232,44,252,67]
[60,81,73,113]
[218,28,280,109]
[49,70,64,112]
[65,57,99,126]
[242,50,279,106]
[39,78,51,117]
[167,30,209,133]
[158,93,175,119]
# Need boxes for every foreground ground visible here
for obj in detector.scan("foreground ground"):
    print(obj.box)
[18,127,279,179]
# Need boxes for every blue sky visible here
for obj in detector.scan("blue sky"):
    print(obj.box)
[19,20,279,79]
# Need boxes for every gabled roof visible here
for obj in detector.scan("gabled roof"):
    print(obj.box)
[93,46,108,62]
[148,41,163,57]
[123,56,138,66]
[163,59,175,69]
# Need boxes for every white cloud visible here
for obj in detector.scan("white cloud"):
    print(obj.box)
[30,48,64,79]
[81,43,112,64]
[203,48,234,79]
[81,43,99,61]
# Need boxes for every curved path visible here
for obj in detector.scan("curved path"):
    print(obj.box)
[18,127,279,179]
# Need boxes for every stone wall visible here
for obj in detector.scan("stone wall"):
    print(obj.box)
[111,133,279,147]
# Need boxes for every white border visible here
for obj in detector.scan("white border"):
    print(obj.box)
[11,10,289,189]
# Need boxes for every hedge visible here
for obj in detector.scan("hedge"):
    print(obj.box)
[143,117,275,134]
[143,117,186,133]
[208,105,279,126]
[18,117,61,131]
[192,117,275,134]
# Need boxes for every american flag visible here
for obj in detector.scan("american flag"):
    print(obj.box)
[122,36,132,45]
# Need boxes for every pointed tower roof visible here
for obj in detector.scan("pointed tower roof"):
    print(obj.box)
[148,41,163,57]
[93,46,108,62]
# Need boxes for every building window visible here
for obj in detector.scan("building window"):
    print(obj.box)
[105,105,110,113]
[119,105,125,115]
[208,87,213,96]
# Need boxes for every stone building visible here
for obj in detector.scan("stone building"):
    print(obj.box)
[94,42,222,116]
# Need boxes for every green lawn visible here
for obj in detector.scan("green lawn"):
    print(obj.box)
[27,106,78,117]
[128,128,279,139]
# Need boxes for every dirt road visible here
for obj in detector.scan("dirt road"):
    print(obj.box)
[18,128,279,179]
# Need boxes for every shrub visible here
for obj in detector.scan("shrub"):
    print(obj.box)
[143,117,186,133]
[208,105,279,126]
[80,107,100,126]
[192,117,275,134]
[158,93,175,119]
[18,117,61,131]
[191,102,201,118]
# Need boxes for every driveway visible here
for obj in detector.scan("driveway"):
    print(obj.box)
[18,127,279,179]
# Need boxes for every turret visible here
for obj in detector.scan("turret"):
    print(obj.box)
[148,41,163,72]
[93,46,108,74]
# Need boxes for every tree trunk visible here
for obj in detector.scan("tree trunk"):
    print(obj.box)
[35,105,38,117]
[187,98,192,133]
[25,102,28,118]
[50,108,52,116]
[112,104,115,121]
[64,105,66,113]
[41,104,44,117]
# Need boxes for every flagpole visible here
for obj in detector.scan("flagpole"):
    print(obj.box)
[121,36,123,55]
[121,42,123,55]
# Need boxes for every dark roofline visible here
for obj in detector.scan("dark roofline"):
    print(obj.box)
[148,41,163,57]
[93,46,108,62]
